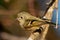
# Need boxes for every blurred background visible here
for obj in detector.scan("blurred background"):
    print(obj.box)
[0,0,60,40]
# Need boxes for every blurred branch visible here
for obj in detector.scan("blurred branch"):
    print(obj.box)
[27,0,56,40]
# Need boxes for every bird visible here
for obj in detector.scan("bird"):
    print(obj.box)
[17,11,56,31]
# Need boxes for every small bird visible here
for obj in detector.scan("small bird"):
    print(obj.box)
[17,12,48,31]
[17,11,55,31]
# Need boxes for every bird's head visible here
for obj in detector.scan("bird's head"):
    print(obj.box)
[17,12,30,28]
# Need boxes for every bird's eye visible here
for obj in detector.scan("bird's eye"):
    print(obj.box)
[21,17,23,19]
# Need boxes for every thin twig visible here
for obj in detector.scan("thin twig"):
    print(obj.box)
[27,0,56,40]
